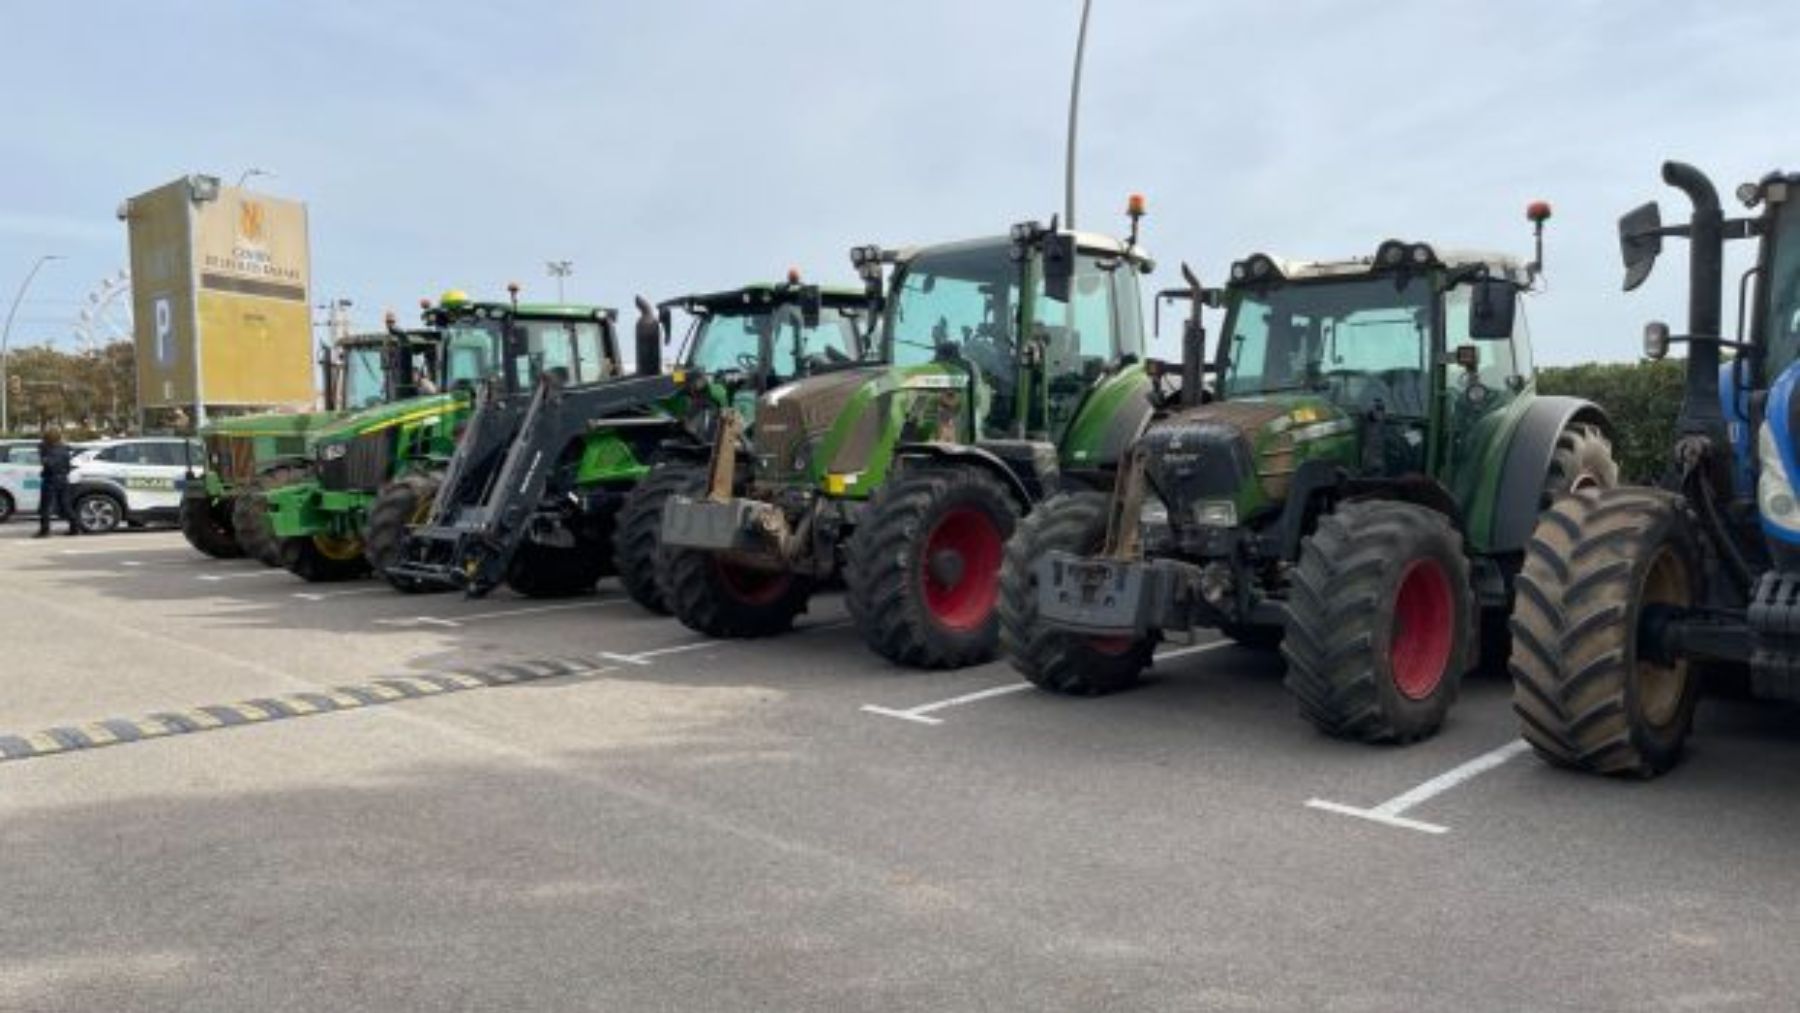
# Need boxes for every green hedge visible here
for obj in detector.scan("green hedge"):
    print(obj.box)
[1536,358,1686,483]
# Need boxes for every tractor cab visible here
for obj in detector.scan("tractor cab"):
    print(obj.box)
[1211,240,1540,485]
[424,291,622,398]
[327,328,441,412]
[869,216,1151,450]
[662,281,867,421]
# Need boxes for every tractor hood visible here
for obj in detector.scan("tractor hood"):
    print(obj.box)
[751,363,897,482]
[311,390,468,446]
[201,409,336,438]
[1142,394,1357,523]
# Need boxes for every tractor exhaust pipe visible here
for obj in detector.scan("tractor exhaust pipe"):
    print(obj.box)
[1663,160,1726,438]
[634,296,663,377]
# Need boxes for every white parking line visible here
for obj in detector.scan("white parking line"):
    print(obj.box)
[861,639,1234,726]
[600,641,716,666]
[1305,739,1532,835]
[293,587,392,602]
[197,570,290,583]
[374,600,614,629]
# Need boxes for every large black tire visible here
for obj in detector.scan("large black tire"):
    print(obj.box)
[612,463,696,614]
[999,490,1154,694]
[365,472,444,593]
[664,546,814,637]
[232,473,288,567]
[0,489,13,524]
[846,465,1021,670]
[1509,488,1701,777]
[1480,422,1621,674]
[505,538,608,598]
[179,488,242,559]
[1283,501,1475,744]
[281,534,370,583]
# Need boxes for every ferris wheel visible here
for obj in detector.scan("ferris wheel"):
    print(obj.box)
[72,269,134,353]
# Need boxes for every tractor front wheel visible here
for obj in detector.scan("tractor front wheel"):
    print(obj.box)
[233,467,304,567]
[664,547,813,638]
[613,463,696,614]
[506,539,609,598]
[999,490,1153,694]
[847,466,1020,669]
[1283,501,1474,743]
[180,487,242,559]
[366,472,444,593]
[281,534,370,583]
[1508,487,1700,777]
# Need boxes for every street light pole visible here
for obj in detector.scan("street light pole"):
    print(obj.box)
[1064,0,1095,229]
[236,167,274,190]
[1,253,63,433]
[547,260,573,303]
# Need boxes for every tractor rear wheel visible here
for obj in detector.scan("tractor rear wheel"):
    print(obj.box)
[180,487,242,559]
[847,465,1020,669]
[281,533,370,583]
[613,462,695,614]
[1283,500,1474,743]
[999,490,1153,694]
[1508,487,1700,777]
[506,538,608,598]
[366,472,444,593]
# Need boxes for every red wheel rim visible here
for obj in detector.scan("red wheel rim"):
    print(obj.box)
[712,557,790,606]
[919,506,1004,631]
[1390,557,1454,700]
[1087,635,1134,656]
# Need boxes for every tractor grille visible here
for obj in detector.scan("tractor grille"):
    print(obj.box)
[319,431,393,492]
[207,435,256,483]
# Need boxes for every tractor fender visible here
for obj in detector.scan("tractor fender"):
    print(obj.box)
[893,442,1038,508]
[1489,395,1613,553]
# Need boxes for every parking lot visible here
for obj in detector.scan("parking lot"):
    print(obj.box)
[2,524,1797,1011]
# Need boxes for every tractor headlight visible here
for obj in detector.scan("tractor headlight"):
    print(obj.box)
[1758,422,1800,534]
[1193,499,1238,528]
[1140,496,1169,529]
[320,443,347,462]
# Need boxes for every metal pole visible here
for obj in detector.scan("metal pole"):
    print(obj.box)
[0,253,62,433]
[1064,0,1094,229]
[547,260,572,303]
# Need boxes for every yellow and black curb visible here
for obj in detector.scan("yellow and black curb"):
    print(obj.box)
[0,657,604,764]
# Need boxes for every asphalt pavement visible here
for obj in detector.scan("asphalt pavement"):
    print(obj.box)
[1,523,1796,1012]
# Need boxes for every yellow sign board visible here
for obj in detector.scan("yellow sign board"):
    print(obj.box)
[124,176,315,416]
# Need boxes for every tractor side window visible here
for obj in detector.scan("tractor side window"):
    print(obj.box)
[1220,301,1273,395]
[443,325,498,388]
[520,320,612,387]
[1033,260,1116,379]
[341,346,388,410]
[1444,287,1525,406]
[689,314,764,376]
[889,271,1001,367]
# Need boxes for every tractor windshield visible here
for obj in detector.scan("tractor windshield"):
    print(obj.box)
[1221,274,1434,417]
[508,318,616,390]
[441,321,503,390]
[339,343,389,410]
[1764,202,1800,375]
[685,305,860,381]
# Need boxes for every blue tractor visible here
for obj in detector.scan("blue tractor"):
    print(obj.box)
[1509,161,1800,777]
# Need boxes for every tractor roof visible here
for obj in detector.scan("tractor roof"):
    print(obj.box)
[897,230,1153,265]
[430,301,617,321]
[665,282,865,313]
[1249,249,1529,286]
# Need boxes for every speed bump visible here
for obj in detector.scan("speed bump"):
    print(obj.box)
[0,657,603,763]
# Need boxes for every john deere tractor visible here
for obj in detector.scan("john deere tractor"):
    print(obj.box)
[262,290,604,583]
[1510,162,1800,777]
[610,280,869,612]
[178,328,434,561]
[1005,212,1619,744]
[658,204,1156,668]
[390,279,869,600]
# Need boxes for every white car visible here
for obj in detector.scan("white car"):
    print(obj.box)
[0,440,44,523]
[66,437,205,533]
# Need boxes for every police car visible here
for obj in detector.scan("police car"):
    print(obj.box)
[0,440,44,523]
[66,437,205,533]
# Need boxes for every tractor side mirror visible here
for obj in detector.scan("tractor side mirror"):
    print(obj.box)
[634,296,663,376]
[1468,278,1517,339]
[1619,201,1664,292]
[1042,233,1076,304]
[1643,320,1671,360]
[799,285,822,329]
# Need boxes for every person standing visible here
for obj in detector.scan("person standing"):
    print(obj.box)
[35,428,78,538]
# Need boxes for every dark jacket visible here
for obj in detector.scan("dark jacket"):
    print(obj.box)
[38,442,73,483]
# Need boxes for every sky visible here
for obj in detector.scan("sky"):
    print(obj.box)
[0,0,1794,365]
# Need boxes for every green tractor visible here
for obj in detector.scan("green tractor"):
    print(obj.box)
[1004,210,1620,744]
[178,327,434,561]
[610,281,871,611]
[385,279,866,598]
[262,290,607,583]
[657,204,1157,668]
